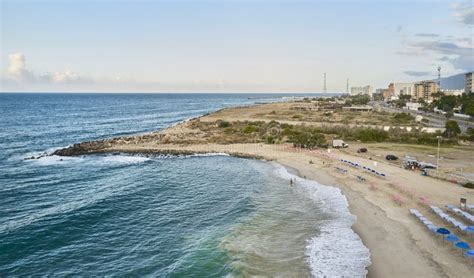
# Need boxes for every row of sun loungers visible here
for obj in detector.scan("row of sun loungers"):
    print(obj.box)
[410,208,474,259]
[340,159,386,178]
[410,209,438,232]
[431,206,468,231]
[447,205,474,223]
[431,206,474,234]
[334,166,348,173]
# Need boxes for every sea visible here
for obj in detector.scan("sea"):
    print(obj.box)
[0,93,370,277]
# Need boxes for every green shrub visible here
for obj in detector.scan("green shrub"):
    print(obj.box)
[288,129,326,149]
[393,113,414,124]
[216,120,230,128]
[266,135,275,144]
[243,125,259,133]
[463,182,474,189]
[355,129,388,142]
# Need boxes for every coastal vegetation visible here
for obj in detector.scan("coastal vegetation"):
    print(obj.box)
[188,119,460,147]
[463,182,474,189]
[53,100,473,157]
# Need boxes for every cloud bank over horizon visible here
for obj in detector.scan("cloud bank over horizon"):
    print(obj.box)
[1,1,473,93]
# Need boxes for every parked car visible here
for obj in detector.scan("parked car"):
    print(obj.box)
[386,155,398,161]
[357,148,367,153]
[332,139,348,148]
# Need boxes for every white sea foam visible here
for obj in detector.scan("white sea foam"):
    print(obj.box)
[271,163,371,278]
[98,155,151,165]
[185,152,230,158]
[29,154,151,166]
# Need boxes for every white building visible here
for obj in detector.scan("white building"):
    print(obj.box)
[442,89,464,96]
[350,85,373,96]
[404,102,422,111]
[393,83,415,97]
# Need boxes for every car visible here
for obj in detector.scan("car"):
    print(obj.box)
[386,155,398,161]
[357,148,367,153]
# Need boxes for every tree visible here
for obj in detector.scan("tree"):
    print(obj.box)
[436,95,457,112]
[289,129,326,149]
[444,120,461,138]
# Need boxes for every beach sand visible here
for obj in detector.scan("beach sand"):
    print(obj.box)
[107,142,474,277]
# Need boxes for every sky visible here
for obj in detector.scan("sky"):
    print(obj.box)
[1,0,473,93]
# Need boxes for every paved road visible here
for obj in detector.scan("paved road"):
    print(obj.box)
[374,103,474,131]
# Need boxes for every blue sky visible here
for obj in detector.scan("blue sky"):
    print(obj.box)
[1,0,473,92]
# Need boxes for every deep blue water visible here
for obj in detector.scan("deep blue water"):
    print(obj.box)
[0,93,369,276]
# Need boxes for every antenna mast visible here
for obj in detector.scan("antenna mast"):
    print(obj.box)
[324,73,327,93]
[437,66,441,90]
[346,78,349,94]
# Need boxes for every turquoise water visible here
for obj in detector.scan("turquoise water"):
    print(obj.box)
[0,93,369,276]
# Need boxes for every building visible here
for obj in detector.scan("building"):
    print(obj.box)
[392,83,415,98]
[350,85,373,96]
[414,81,439,101]
[466,72,473,93]
[404,102,422,111]
[382,88,392,100]
[442,89,464,96]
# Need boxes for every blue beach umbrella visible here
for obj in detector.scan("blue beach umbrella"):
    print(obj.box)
[464,226,474,234]
[437,228,450,243]
[455,242,470,255]
[465,249,474,258]
[437,228,450,236]
[445,234,459,245]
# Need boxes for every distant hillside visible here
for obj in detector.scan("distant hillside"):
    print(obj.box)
[433,72,470,90]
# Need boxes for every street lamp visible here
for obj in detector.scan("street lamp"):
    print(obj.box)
[436,136,442,171]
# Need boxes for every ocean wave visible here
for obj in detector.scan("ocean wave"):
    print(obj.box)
[185,152,230,158]
[27,153,151,166]
[26,152,229,166]
[271,163,371,278]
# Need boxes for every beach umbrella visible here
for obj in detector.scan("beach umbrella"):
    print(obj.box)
[445,234,459,241]
[436,228,450,236]
[465,249,474,259]
[455,242,470,255]
[464,226,474,234]
[445,234,459,246]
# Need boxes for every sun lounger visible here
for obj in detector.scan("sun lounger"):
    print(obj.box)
[410,208,438,232]
[447,205,474,223]
[431,206,470,231]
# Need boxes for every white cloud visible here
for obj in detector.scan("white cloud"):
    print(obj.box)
[452,1,474,26]
[7,53,36,82]
[5,52,94,85]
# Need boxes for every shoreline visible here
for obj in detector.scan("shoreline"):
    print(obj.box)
[51,143,473,276]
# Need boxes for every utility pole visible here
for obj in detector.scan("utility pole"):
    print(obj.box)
[437,66,442,91]
[436,135,442,171]
[324,73,327,93]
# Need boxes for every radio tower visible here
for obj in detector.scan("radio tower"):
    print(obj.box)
[437,66,442,90]
[346,78,349,94]
[324,73,327,93]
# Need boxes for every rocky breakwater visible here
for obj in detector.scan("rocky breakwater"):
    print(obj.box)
[52,140,111,156]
